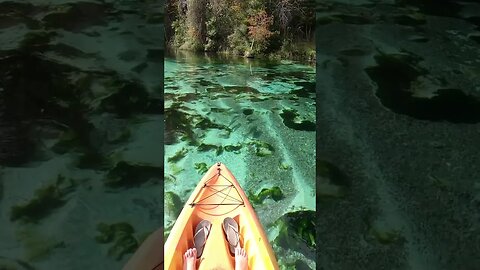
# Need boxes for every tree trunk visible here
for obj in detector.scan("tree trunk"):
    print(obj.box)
[186,0,206,50]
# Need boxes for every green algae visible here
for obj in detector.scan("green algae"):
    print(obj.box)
[280,109,315,131]
[167,148,188,163]
[317,160,350,201]
[165,104,198,145]
[393,12,426,26]
[165,191,183,218]
[95,222,138,260]
[279,162,292,170]
[243,109,254,115]
[19,31,56,50]
[273,211,316,252]
[224,144,242,153]
[10,175,75,223]
[104,161,162,188]
[15,227,65,261]
[366,53,480,123]
[249,186,284,205]
[197,143,217,152]
[195,117,230,131]
[99,77,154,118]
[197,143,223,155]
[248,140,274,157]
[194,162,208,174]
[170,163,185,176]
[368,223,404,245]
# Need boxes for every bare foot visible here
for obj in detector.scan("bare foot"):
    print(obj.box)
[183,248,197,270]
[234,246,248,270]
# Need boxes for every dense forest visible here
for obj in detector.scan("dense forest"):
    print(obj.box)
[165,0,315,61]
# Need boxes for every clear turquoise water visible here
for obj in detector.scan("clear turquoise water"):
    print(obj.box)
[164,51,316,268]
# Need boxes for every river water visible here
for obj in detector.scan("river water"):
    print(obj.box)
[164,51,316,269]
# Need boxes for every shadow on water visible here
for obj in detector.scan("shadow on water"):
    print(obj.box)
[366,53,480,123]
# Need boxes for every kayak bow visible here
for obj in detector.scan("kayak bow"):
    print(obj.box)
[164,162,279,270]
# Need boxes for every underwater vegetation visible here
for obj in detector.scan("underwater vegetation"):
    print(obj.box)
[165,191,183,218]
[280,109,315,131]
[95,222,138,260]
[10,175,75,223]
[0,256,36,270]
[43,2,114,32]
[317,159,350,202]
[273,210,316,255]
[247,140,275,157]
[15,227,65,261]
[99,77,161,118]
[167,148,188,163]
[164,104,197,145]
[194,163,208,174]
[104,161,162,188]
[248,186,284,205]
[366,53,480,123]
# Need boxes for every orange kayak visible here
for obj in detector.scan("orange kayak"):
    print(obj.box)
[164,162,279,270]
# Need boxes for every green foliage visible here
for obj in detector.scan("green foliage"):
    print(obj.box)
[194,162,208,174]
[166,0,314,60]
[249,186,284,205]
[104,161,162,188]
[95,222,138,260]
[10,175,76,223]
[273,210,316,252]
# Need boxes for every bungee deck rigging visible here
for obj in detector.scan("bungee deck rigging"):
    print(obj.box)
[190,171,245,207]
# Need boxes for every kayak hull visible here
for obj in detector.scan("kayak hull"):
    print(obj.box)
[164,162,279,270]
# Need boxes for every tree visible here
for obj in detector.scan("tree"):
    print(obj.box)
[247,10,274,53]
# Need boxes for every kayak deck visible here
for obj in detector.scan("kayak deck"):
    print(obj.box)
[164,163,279,270]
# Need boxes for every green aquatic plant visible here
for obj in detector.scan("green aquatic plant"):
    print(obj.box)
[249,186,284,205]
[0,256,36,269]
[104,161,162,188]
[248,140,274,157]
[273,210,316,253]
[10,175,75,223]
[95,222,138,260]
[165,191,183,218]
[19,31,56,50]
[194,163,208,174]
[165,104,197,145]
[197,143,217,152]
[279,109,315,132]
[99,77,152,118]
[224,144,243,153]
[167,148,188,163]
[317,159,350,201]
[195,117,230,131]
[279,162,291,170]
[368,223,403,245]
[243,109,254,115]
[197,144,223,156]
[170,163,184,176]
[15,227,65,261]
